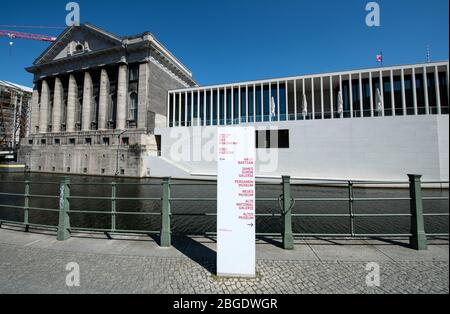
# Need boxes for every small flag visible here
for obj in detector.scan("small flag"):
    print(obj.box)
[376,53,383,63]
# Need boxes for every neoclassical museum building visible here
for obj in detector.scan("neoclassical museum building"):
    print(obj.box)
[20,23,196,177]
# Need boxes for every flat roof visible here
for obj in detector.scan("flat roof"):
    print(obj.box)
[169,60,449,93]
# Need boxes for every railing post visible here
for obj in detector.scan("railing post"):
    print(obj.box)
[348,181,355,237]
[408,174,428,250]
[160,177,171,247]
[111,182,116,232]
[57,177,71,241]
[282,176,294,250]
[24,180,30,232]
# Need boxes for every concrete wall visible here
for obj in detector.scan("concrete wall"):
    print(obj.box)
[152,115,449,182]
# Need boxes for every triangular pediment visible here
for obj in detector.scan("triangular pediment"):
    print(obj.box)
[33,23,123,65]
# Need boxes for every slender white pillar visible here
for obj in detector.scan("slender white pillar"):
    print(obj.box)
[311,78,315,120]
[66,74,77,133]
[98,68,110,130]
[191,91,194,126]
[52,77,63,133]
[178,92,182,127]
[197,90,200,126]
[81,72,93,131]
[172,93,176,127]
[30,83,40,134]
[261,83,264,121]
[268,83,271,122]
[412,67,418,115]
[369,72,374,117]
[204,90,207,126]
[390,70,395,116]
[246,85,249,123]
[447,63,450,103]
[435,66,442,114]
[320,77,324,119]
[379,71,384,117]
[238,87,241,124]
[277,81,280,121]
[116,64,128,130]
[294,80,297,120]
[253,84,256,122]
[231,87,234,125]
[349,75,353,118]
[339,75,343,118]
[330,76,334,119]
[302,79,306,119]
[167,92,170,127]
[359,73,363,117]
[185,91,188,126]
[285,80,289,121]
[423,67,430,114]
[224,89,228,126]
[401,69,407,115]
[210,89,213,125]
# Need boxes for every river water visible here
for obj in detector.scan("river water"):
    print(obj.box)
[0,173,448,236]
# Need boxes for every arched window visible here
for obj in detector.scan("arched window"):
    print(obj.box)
[128,92,138,122]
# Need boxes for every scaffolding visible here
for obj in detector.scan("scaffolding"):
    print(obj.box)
[0,81,31,154]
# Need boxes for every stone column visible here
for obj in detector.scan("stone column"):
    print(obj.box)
[138,63,149,129]
[66,74,78,133]
[82,72,93,131]
[39,80,49,134]
[30,83,40,135]
[116,64,128,130]
[52,77,63,133]
[98,68,110,130]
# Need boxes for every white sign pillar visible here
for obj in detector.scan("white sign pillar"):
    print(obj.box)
[217,127,256,278]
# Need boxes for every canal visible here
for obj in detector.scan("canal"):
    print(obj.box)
[0,173,448,236]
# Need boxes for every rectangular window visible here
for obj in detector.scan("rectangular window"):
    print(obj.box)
[69,138,76,145]
[41,139,46,145]
[85,138,92,145]
[54,139,61,145]
[122,137,129,145]
[103,137,110,145]
[256,130,290,149]
[28,139,33,145]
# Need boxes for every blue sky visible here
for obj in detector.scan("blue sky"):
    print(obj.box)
[0,0,448,87]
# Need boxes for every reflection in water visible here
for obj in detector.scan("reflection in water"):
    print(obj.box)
[0,173,448,236]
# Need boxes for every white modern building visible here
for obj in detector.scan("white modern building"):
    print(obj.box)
[150,61,449,182]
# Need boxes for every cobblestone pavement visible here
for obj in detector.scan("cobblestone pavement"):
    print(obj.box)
[0,242,448,294]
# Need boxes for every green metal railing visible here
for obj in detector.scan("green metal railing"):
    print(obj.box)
[0,175,448,251]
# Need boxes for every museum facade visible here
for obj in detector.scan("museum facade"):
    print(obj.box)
[19,23,196,177]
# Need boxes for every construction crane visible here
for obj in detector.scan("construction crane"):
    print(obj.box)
[0,30,57,43]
